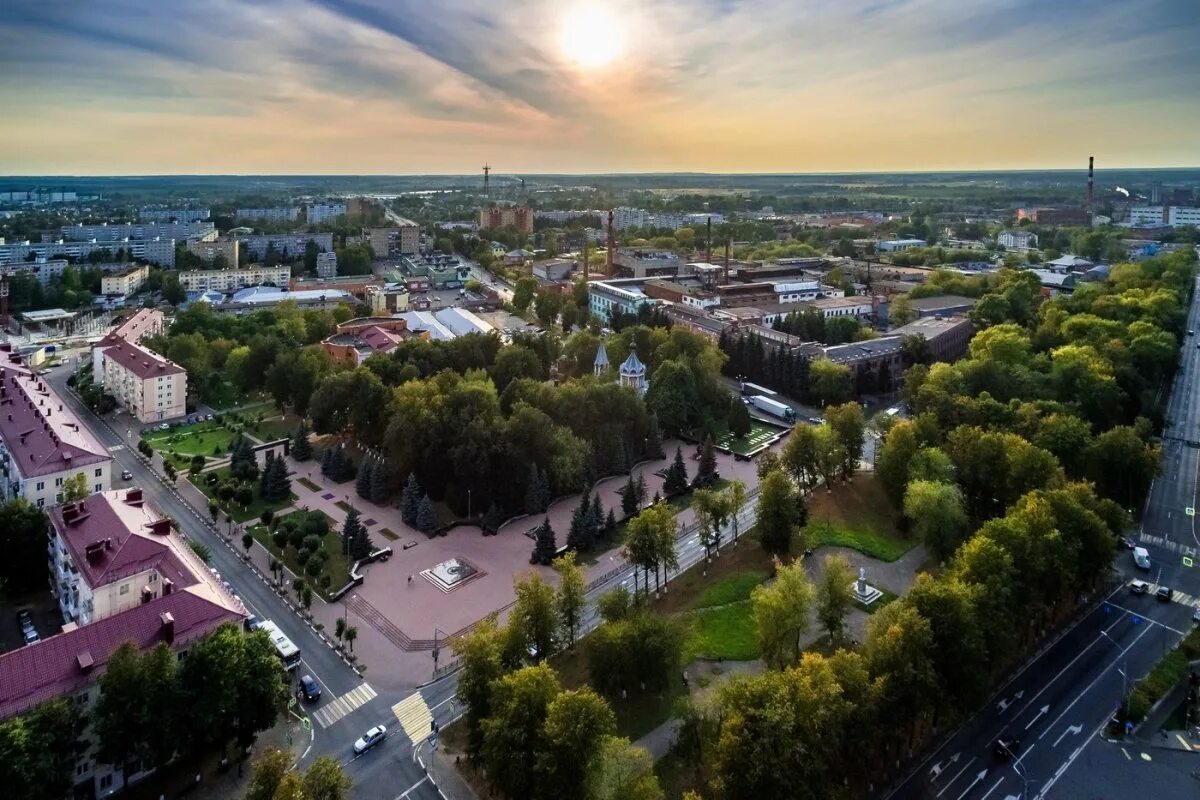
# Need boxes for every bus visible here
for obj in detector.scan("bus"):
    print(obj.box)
[254,619,301,671]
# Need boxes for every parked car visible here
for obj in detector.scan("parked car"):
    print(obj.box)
[1118,536,1135,550]
[1156,586,1173,603]
[299,674,321,702]
[205,413,214,421]
[157,423,169,431]
[23,627,39,645]
[353,725,387,754]
[1129,579,1150,595]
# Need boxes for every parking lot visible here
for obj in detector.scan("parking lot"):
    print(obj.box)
[0,596,63,654]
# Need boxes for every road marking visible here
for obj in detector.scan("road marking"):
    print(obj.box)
[936,757,976,797]
[1012,743,1035,767]
[929,752,960,780]
[395,776,430,799]
[955,770,987,800]
[1104,601,1187,635]
[1053,723,1082,747]
[1177,734,1193,751]
[979,776,1005,800]
[110,444,125,451]
[392,692,434,744]
[1038,623,1153,741]
[311,683,378,728]
[1025,705,1050,731]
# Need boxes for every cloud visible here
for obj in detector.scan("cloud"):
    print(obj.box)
[0,0,1196,173]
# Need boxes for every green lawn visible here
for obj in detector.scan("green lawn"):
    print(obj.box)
[297,476,320,492]
[250,510,350,600]
[142,422,237,459]
[189,466,297,522]
[379,528,400,541]
[801,474,915,562]
[249,414,300,442]
[684,602,758,661]
[694,570,767,609]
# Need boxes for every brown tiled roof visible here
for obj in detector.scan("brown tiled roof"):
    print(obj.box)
[109,308,164,344]
[0,350,110,478]
[98,337,185,380]
[0,590,242,720]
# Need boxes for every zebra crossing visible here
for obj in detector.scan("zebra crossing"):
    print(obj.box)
[391,692,434,745]
[1138,531,1200,560]
[311,683,377,729]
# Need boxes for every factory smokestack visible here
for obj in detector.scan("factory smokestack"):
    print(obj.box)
[706,216,712,263]
[1087,156,1094,213]
[723,239,731,284]
[606,210,615,277]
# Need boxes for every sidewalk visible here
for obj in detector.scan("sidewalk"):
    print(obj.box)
[423,743,482,800]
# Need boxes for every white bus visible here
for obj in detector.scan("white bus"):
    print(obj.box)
[254,619,301,671]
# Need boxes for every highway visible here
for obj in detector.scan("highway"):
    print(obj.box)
[887,276,1200,800]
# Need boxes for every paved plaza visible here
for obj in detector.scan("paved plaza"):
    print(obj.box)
[211,438,766,692]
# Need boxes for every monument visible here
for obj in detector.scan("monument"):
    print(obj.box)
[852,566,883,606]
[422,557,481,593]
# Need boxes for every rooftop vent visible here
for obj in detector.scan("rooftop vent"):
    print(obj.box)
[159,612,175,644]
[76,650,94,673]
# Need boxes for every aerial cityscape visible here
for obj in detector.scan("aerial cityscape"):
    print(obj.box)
[2,2,1200,800]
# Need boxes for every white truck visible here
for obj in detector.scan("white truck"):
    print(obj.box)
[747,394,797,423]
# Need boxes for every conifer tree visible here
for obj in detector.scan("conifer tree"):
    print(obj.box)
[416,494,438,533]
[532,519,557,565]
[369,459,390,505]
[291,422,312,461]
[356,458,373,500]
[400,473,421,525]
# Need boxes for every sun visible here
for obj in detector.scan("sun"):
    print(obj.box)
[559,6,623,70]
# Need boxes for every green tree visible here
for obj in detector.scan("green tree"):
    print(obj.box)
[904,480,969,562]
[586,736,664,800]
[62,472,89,502]
[728,395,753,438]
[400,472,421,525]
[725,479,749,544]
[291,421,313,461]
[92,642,147,786]
[302,755,352,800]
[492,346,543,393]
[512,571,559,662]
[809,359,852,407]
[554,552,587,646]
[244,748,291,800]
[662,446,689,495]
[889,294,917,326]
[415,494,438,533]
[480,664,561,800]
[815,554,856,645]
[531,519,557,566]
[0,699,85,800]
[0,499,50,595]
[512,277,539,312]
[539,688,617,798]
[1086,426,1161,509]
[756,468,801,559]
[824,401,865,480]
[876,420,920,508]
[692,488,730,561]
[451,614,508,758]
[696,435,718,484]
[752,559,815,669]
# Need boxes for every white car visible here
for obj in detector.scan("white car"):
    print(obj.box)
[353,725,387,755]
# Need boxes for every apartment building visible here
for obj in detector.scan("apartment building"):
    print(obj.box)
[997,230,1038,250]
[100,264,149,298]
[0,238,177,267]
[395,216,420,255]
[1168,207,1200,227]
[307,202,347,224]
[138,208,210,224]
[177,265,291,292]
[315,251,338,279]
[0,346,113,508]
[186,238,240,269]
[479,205,534,233]
[3,487,244,799]
[235,207,300,222]
[587,278,661,321]
[110,308,167,342]
[3,257,70,285]
[876,238,927,252]
[237,233,333,261]
[92,335,187,423]
[58,222,214,243]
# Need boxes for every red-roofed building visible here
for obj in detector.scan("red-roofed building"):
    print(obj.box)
[0,346,113,509]
[321,317,418,365]
[92,333,186,423]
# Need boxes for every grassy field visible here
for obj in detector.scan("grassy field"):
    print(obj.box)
[297,476,320,492]
[801,473,915,562]
[189,466,296,523]
[249,509,350,600]
[142,422,237,464]
[379,528,400,541]
[251,414,300,442]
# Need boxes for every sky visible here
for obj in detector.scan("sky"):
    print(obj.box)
[1,0,1198,175]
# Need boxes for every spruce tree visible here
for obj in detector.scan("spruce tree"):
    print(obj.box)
[634,473,647,507]
[482,502,503,534]
[400,473,421,525]
[321,447,334,478]
[272,456,292,501]
[356,458,373,500]
[531,519,557,565]
[536,467,551,512]
[416,494,438,533]
[645,413,665,459]
[525,463,543,515]
[664,446,688,495]
[589,494,603,539]
[605,508,616,531]
[369,459,390,505]
[291,422,312,461]
[351,522,374,561]
[342,506,365,558]
[698,435,717,485]
[621,475,639,515]
[566,496,592,552]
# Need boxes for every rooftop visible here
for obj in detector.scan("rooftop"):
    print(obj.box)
[0,348,110,478]
[821,336,904,364]
[229,286,353,305]
[109,308,165,344]
[907,294,979,311]
[98,337,185,380]
[890,315,971,338]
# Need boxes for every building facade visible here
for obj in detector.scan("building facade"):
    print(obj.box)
[138,208,211,224]
[235,207,300,222]
[100,264,150,298]
[307,202,347,224]
[186,239,240,269]
[315,251,338,279]
[479,206,535,233]
[587,278,660,322]
[0,238,177,268]
[0,346,113,508]
[93,336,187,423]
[57,222,214,242]
[997,230,1038,250]
[236,233,333,261]
[178,265,292,292]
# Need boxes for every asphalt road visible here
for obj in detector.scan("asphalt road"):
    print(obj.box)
[886,277,1200,800]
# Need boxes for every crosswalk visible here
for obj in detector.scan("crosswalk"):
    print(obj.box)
[392,692,434,745]
[1138,531,1200,560]
[311,683,377,729]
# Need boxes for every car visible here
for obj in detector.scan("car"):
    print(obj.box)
[205,413,214,421]
[1157,586,1173,603]
[157,423,169,431]
[16,610,33,629]
[808,416,823,425]
[353,725,387,754]
[1130,579,1150,595]
[1118,536,1135,550]
[1189,330,1195,336]
[299,674,321,702]
[23,628,39,645]
[1133,546,1151,570]
[120,470,133,480]
[993,734,1021,761]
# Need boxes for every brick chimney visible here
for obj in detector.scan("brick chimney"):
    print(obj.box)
[159,612,175,644]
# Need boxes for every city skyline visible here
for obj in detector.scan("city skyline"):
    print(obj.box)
[1,0,1199,175]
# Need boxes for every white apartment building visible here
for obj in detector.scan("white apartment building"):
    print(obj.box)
[236,207,301,222]
[177,265,291,292]
[58,221,214,242]
[100,264,150,298]
[316,251,338,279]
[1168,207,1200,227]
[997,230,1038,250]
[1128,206,1165,226]
[138,208,210,224]
[608,207,725,232]
[877,238,927,252]
[307,202,347,224]
[0,346,113,508]
[3,257,70,285]
[0,238,177,267]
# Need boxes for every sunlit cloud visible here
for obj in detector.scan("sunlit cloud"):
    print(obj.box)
[0,0,1196,174]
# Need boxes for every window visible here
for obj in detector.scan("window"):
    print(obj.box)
[99,774,113,791]
[95,468,103,477]
[95,484,102,493]
[119,583,129,596]
[149,572,157,583]
[76,762,88,777]
[36,481,44,491]
[55,477,63,487]
[36,498,44,508]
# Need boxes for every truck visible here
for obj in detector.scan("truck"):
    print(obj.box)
[739,380,776,396]
[747,395,796,423]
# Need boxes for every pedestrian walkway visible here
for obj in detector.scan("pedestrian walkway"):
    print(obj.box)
[311,682,377,728]
[393,692,434,744]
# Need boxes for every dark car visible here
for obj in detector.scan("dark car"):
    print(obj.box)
[299,674,321,702]
[994,735,1021,761]
[1118,536,1135,550]
[1157,586,1173,603]
[120,470,133,480]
